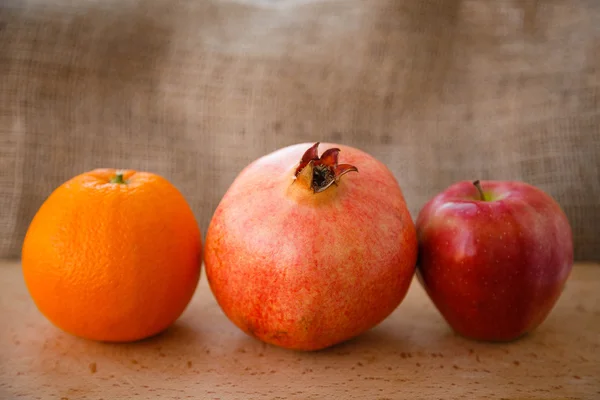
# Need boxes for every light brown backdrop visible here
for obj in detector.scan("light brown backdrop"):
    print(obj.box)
[1,0,599,260]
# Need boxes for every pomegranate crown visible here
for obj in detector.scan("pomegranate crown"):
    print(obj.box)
[294,142,358,193]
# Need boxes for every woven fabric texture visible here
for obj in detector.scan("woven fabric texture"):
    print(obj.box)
[1,0,599,260]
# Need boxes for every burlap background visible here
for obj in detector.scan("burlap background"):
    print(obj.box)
[1,0,598,260]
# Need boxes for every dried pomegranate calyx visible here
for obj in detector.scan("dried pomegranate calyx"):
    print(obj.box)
[294,142,358,193]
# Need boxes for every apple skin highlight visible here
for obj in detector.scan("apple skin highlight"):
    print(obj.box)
[416,180,573,342]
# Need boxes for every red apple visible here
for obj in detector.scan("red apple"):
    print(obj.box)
[416,180,573,341]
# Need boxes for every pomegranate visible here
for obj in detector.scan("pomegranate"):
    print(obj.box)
[204,142,417,351]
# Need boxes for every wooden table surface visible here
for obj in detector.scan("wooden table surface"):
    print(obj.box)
[1,260,599,400]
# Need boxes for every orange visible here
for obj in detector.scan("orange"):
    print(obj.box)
[21,168,202,342]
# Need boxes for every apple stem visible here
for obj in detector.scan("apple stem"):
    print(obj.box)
[473,180,486,201]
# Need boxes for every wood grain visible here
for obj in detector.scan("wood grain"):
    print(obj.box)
[1,260,599,399]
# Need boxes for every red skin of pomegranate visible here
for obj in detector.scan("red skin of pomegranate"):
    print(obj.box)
[204,142,417,351]
[416,180,573,342]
